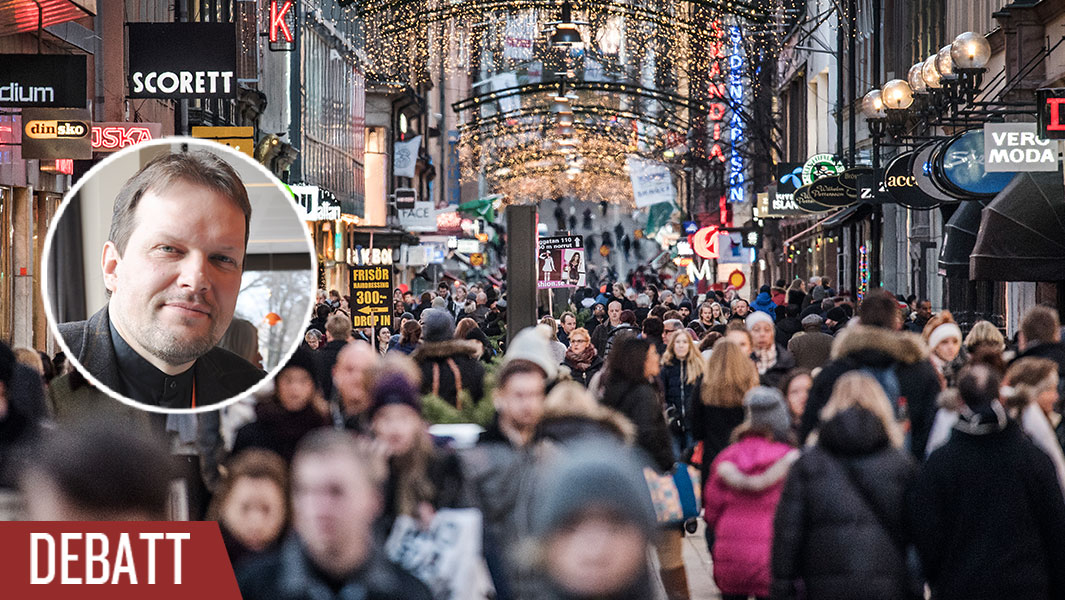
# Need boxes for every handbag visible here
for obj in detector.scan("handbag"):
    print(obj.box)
[643,463,702,527]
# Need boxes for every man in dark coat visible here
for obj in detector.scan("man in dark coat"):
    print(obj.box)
[238,429,431,600]
[315,312,351,401]
[1014,305,1065,384]
[775,303,804,346]
[905,299,932,334]
[58,150,264,409]
[591,301,623,356]
[410,309,485,406]
[799,291,941,459]
[908,364,1065,600]
[788,314,835,370]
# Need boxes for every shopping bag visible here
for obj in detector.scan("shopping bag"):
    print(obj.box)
[384,508,495,600]
[643,463,702,526]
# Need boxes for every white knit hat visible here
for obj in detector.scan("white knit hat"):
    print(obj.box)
[745,310,774,331]
[928,322,962,351]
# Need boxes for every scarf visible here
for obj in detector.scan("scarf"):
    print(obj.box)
[954,400,1008,436]
[754,345,778,375]
[566,344,598,371]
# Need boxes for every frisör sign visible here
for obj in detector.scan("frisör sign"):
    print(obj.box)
[127,23,237,100]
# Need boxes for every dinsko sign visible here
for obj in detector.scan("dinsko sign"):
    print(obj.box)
[0,55,86,108]
[127,23,237,100]
[21,108,92,159]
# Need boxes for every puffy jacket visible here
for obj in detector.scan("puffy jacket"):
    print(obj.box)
[704,436,798,598]
[772,406,916,600]
[751,292,778,320]
[800,325,941,459]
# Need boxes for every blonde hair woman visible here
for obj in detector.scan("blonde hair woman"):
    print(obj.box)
[692,340,760,479]
[661,330,705,457]
[772,372,916,600]
[964,320,1006,354]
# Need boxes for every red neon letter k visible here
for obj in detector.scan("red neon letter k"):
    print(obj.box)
[270,1,294,44]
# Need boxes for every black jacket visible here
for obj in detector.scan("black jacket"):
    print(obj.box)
[775,317,803,347]
[604,323,640,357]
[231,401,331,464]
[800,325,940,459]
[660,361,699,434]
[315,339,348,400]
[563,354,604,388]
[690,401,745,482]
[772,407,916,600]
[601,381,674,471]
[411,339,486,407]
[908,419,1065,600]
[237,536,431,600]
[58,306,265,407]
[754,344,797,389]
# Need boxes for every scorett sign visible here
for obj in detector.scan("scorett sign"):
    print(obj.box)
[127,23,237,100]
[0,55,86,108]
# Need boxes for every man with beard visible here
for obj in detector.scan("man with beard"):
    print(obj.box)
[59,150,264,409]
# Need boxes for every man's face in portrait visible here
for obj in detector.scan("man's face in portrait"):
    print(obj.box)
[102,178,246,372]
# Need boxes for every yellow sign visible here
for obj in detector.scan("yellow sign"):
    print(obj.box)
[24,120,89,139]
[470,253,485,266]
[191,126,254,157]
[350,265,393,328]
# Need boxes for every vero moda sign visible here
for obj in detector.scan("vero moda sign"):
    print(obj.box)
[127,23,237,100]
[983,122,1059,172]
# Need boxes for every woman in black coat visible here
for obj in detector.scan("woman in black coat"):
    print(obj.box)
[562,328,604,388]
[772,372,917,600]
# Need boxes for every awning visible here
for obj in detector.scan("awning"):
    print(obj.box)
[970,171,1065,281]
[937,199,990,278]
[0,0,94,37]
[782,208,846,246]
[349,227,420,248]
[821,204,871,229]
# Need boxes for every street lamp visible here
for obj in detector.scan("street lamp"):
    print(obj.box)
[908,62,928,95]
[936,45,956,81]
[861,89,886,119]
[549,0,584,50]
[921,55,942,89]
[881,79,914,110]
[950,31,991,70]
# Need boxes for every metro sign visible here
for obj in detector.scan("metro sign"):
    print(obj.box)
[1036,88,1065,140]
[268,0,295,51]
[91,123,160,152]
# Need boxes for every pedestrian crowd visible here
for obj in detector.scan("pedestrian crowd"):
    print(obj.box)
[1,274,1064,600]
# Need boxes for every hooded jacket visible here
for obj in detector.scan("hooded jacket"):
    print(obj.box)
[772,407,916,600]
[704,436,798,597]
[800,325,940,459]
[411,339,486,407]
[908,418,1065,600]
[750,292,778,321]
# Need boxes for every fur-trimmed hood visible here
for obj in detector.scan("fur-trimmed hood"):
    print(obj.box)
[537,403,637,446]
[830,324,928,365]
[410,339,482,361]
[717,445,800,493]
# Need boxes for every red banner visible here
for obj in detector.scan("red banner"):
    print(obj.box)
[0,522,240,599]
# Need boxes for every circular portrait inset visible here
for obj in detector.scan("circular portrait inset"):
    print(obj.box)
[42,138,316,413]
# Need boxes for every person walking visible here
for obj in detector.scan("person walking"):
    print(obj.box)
[563,328,604,388]
[772,372,917,600]
[660,330,704,458]
[704,387,798,600]
[692,340,759,481]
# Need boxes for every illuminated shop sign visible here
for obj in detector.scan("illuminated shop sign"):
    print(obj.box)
[727,24,745,203]
[127,23,237,100]
[91,122,161,152]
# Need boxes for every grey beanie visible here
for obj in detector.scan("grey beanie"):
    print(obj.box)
[421,308,455,342]
[743,386,792,440]
[810,286,826,302]
[801,314,823,329]
[531,441,657,538]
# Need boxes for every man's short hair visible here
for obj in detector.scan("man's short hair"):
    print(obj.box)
[326,313,352,340]
[329,289,340,299]
[956,364,1001,409]
[731,299,748,309]
[1021,306,1061,346]
[293,428,386,491]
[559,311,576,324]
[498,358,547,390]
[858,291,901,329]
[108,150,252,257]
[821,298,836,311]
[663,318,684,332]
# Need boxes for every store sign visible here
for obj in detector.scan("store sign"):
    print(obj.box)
[838,167,872,191]
[1036,88,1065,140]
[938,129,1015,197]
[399,200,437,232]
[267,0,295,51]
[290,185,342,221]
[801,153,844,186]
[910,142,958,205]
[0,54,86,108]
[764,162,806,217]
[456,239,480,253]
[190,126,254,157]
[983,123,1058,172]
[21,108,92,159]
[627,155,676,208]
[91,122,160,152]
[856,173,887,204]
[538,235,585,289]
[349,266,393,329]
[689,226,720,259]
[792,182,833,213]
[128,23,237,99]
[807,175,855,207]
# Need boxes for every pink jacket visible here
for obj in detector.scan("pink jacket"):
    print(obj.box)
[703,435,799,597]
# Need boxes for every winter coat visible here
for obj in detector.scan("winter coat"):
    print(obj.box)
[231,401,331,464]
[772,406,916,600]
[590,321,614,356]
[775,317,803,347]
[771,289,786,306]
[562,354,604,388]
[750,292,778,320]
[411,339,486,407]
[315,339,347,400]
[787,329,835,370]
[379,445,466,540]
[691,401,746,482]
[909,419,1065,600]
[704,436,798,598]
[800,325,941,459]
[660,360,700,437]
[237,536,431,600]
[602,381,675,471]
[786,290,806,308]
[535,402,636,447]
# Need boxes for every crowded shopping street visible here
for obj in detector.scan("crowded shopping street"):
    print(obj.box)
[2,1,1065,599]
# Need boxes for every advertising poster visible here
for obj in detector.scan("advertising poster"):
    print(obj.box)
[538,235,585,288]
